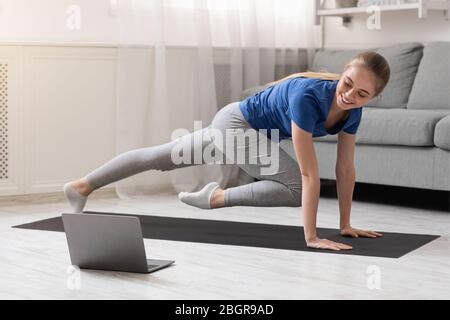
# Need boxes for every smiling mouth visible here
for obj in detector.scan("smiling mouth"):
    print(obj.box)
[340,94,353,105]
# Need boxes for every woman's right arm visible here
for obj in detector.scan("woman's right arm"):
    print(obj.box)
[291,121,353,251]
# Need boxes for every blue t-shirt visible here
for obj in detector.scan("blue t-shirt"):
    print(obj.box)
[239,77,363,140]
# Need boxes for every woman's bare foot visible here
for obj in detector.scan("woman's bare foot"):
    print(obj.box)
[210,187,225,209]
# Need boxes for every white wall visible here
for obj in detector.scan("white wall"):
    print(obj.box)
[0,0,173,46]
[321,0,450,49]
[0,0,120,44]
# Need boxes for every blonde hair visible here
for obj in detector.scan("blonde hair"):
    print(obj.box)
[267,51,390,97]
[266,71,340,87]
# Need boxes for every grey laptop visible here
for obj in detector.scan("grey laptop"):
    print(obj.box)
[62,213,175,273]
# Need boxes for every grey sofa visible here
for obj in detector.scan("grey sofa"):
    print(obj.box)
[240,42,450,191]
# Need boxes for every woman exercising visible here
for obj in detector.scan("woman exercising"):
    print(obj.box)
[64,51,389,251]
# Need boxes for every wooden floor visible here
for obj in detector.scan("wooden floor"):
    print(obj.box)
[0,184,449,300]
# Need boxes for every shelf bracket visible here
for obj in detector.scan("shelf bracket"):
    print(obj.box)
[418,0,428,19]
[314,0,322,25]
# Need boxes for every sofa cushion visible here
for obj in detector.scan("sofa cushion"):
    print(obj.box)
[407,42,450,110]
[310,48,369,74]
[434,115,450,151]
[239,84,269,101]
[313,108,449,147]
[310,42,424,109]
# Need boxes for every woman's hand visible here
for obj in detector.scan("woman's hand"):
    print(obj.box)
[306,237,353,251]
[340,226,383,238]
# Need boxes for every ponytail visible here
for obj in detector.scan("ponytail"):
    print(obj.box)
[266,71,340,87]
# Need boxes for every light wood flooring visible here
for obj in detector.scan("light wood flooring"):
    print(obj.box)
[0,184,449,300]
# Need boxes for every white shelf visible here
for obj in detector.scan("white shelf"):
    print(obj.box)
[315,0,449,25]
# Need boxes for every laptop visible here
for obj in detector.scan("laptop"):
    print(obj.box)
[62,213,175,273]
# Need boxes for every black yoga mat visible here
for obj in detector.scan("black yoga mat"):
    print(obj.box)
[12,211,440,258]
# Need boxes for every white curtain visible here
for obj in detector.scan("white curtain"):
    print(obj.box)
[115,0,317,198]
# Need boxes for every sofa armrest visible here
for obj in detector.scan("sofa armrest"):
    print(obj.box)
[435,114,450,151]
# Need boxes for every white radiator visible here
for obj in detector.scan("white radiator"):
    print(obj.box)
[0,63,7,181]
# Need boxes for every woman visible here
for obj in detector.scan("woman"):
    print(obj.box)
[64,51,390,251]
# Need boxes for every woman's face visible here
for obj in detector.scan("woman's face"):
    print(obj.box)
[336,65,377,110]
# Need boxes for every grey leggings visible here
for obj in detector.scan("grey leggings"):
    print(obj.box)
[85,102,302,207]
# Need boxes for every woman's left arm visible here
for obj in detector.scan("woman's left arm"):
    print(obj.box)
[336,131,383,238]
